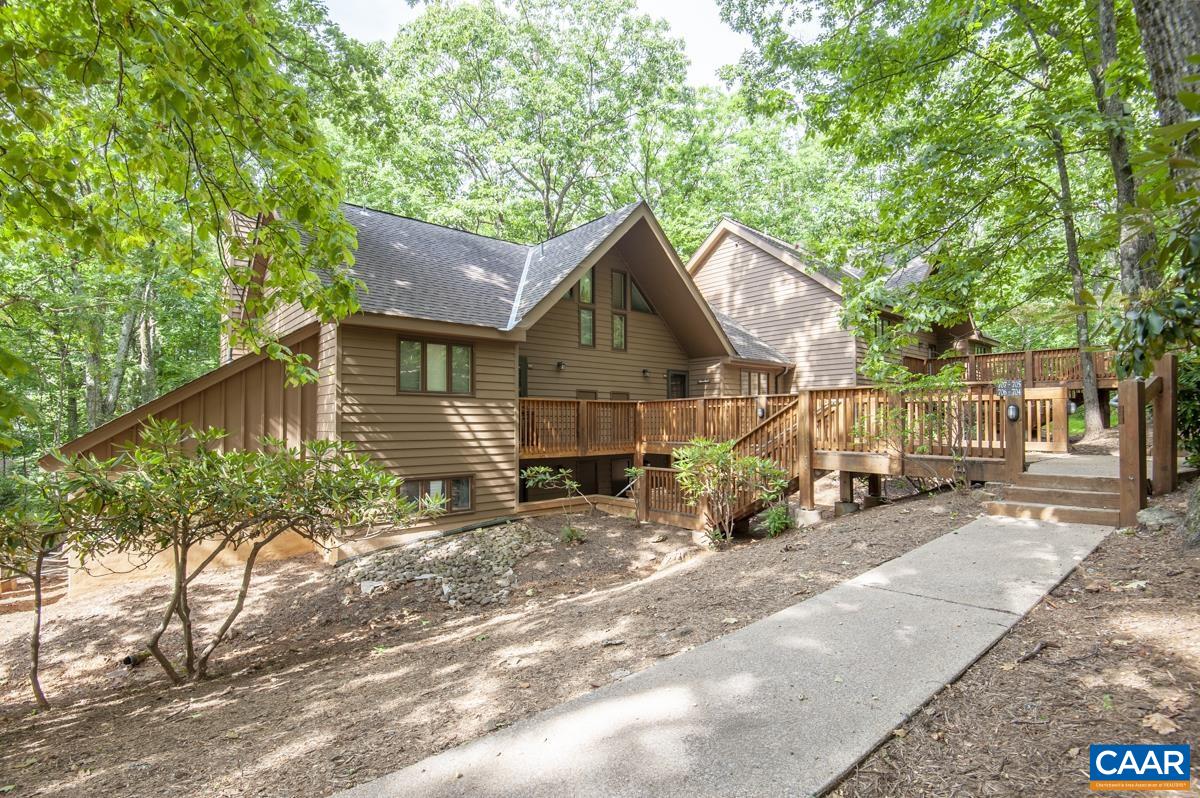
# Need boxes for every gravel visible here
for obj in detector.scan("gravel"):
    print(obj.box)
[335,522,556,609]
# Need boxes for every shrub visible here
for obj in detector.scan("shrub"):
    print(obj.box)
[522,466,594,509]
[66,417,441,682]
[0,470,80,709]
[672,438,788,547]
[559,525,586,545]
[761,504,793,538]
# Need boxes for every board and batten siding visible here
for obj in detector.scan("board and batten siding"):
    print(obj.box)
[693,233,857,389]
[61,333,320,462]
[337,325,520,542]
[521,250,691,399]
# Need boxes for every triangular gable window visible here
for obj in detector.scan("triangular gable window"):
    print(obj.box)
[630,279,654,314]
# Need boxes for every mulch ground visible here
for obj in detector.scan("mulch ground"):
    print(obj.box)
[831,482,1200,797]
[0,490,978,798]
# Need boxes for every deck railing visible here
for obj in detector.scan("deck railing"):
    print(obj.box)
[930,347,1118,386]
[519,385,1067,460]
[641,465,698,527]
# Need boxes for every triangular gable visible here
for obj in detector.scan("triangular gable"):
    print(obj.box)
[511,203,736,358]
[688,218,845,298]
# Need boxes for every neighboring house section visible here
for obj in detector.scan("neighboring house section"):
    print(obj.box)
[688,219,995,388]
[46,202,791,555]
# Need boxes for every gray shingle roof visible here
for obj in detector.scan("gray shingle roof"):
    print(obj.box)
[511,202,641,323]
[883,257,933,291]
[338,202,641,331]
[711,310,790,365]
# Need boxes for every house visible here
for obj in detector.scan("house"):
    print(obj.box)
[687,218,998,389]
[47,202,793,554]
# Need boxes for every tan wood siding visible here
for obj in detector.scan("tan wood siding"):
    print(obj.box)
[687,357,726,396]
[338,325,520,536]
[521,250,691,399]
[693,233,857,389]
[66,334,320,461]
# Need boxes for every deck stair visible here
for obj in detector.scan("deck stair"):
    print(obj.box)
[983,472,1122,527]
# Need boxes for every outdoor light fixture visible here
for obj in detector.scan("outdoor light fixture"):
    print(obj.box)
[1068,400,1078,414]
[1006,403,1020,422]
[642,368,651,378]
[556,361,567,371]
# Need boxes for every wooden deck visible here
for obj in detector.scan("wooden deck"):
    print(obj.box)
[920,346,1119,389]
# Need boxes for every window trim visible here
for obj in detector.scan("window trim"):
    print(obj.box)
[740,369,772,396]
[611,270,628,310]
[611,310,627,351]
[630,278,655,314]
[578,307,595,348]
[577,266,595,306]
[396,337,475,396]
[402,474,474,515]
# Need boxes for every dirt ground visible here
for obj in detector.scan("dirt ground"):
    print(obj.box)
[831,482,1200,797]
[0,490,979,797]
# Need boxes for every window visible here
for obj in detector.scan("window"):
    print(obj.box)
[578,267,594,304]
[630,280,654,313]
[402,476,473,514]
[611,271,627,309]
[397,338,473,394]
[740,370,771,396]
[612,312,626,350]
[610,391,629,400]
[579,308,594,346]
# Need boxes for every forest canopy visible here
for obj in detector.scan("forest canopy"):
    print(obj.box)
[0,0,1195,462]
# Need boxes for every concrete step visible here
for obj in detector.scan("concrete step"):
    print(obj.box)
[984,500,1119,527]
[1001,485,1120,509]
[1012,472,1120,493]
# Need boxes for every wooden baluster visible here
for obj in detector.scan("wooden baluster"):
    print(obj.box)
[1152,354,1178,496]
[1118,377,1147,525]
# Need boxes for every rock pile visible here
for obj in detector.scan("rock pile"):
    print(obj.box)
[336,522,554,609]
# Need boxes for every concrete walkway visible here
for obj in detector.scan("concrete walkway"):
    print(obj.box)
[336,516,1109,798]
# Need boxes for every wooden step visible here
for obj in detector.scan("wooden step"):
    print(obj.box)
[984,500,1119,527]
[1001,485,1120,509]
[1012,472,1120,493]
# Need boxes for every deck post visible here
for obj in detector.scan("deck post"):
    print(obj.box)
[697,397,707,438]
[1151,354,1178,496]
[633,402,644,468]
[968,352,977,382]
[838,471,855,503]
[796,391,815,509]
[887,390,904,475]
[1118,377,1147,526]
[1024,349,1036,386]
[637,471,648,523]
[1052,388,1070,453]
[1003,386,1025,481]
[577,400,588,457]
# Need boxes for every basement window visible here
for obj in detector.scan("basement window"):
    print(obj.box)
[401,476,473,514]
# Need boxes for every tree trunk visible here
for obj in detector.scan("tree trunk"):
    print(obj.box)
[1050,127,1105,435]
[195,535,277,680]
[144,547,186,685]
[102,307,139,419]
[83,316,104,429]
[29,552,50,711]
[137,283,158,405]
[1093,0,1158,296]
[1130,0,1200,129]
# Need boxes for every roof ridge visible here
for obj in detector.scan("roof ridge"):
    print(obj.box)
[538,201,642,243]
[505,245,537,331]
[341,202,531,248]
